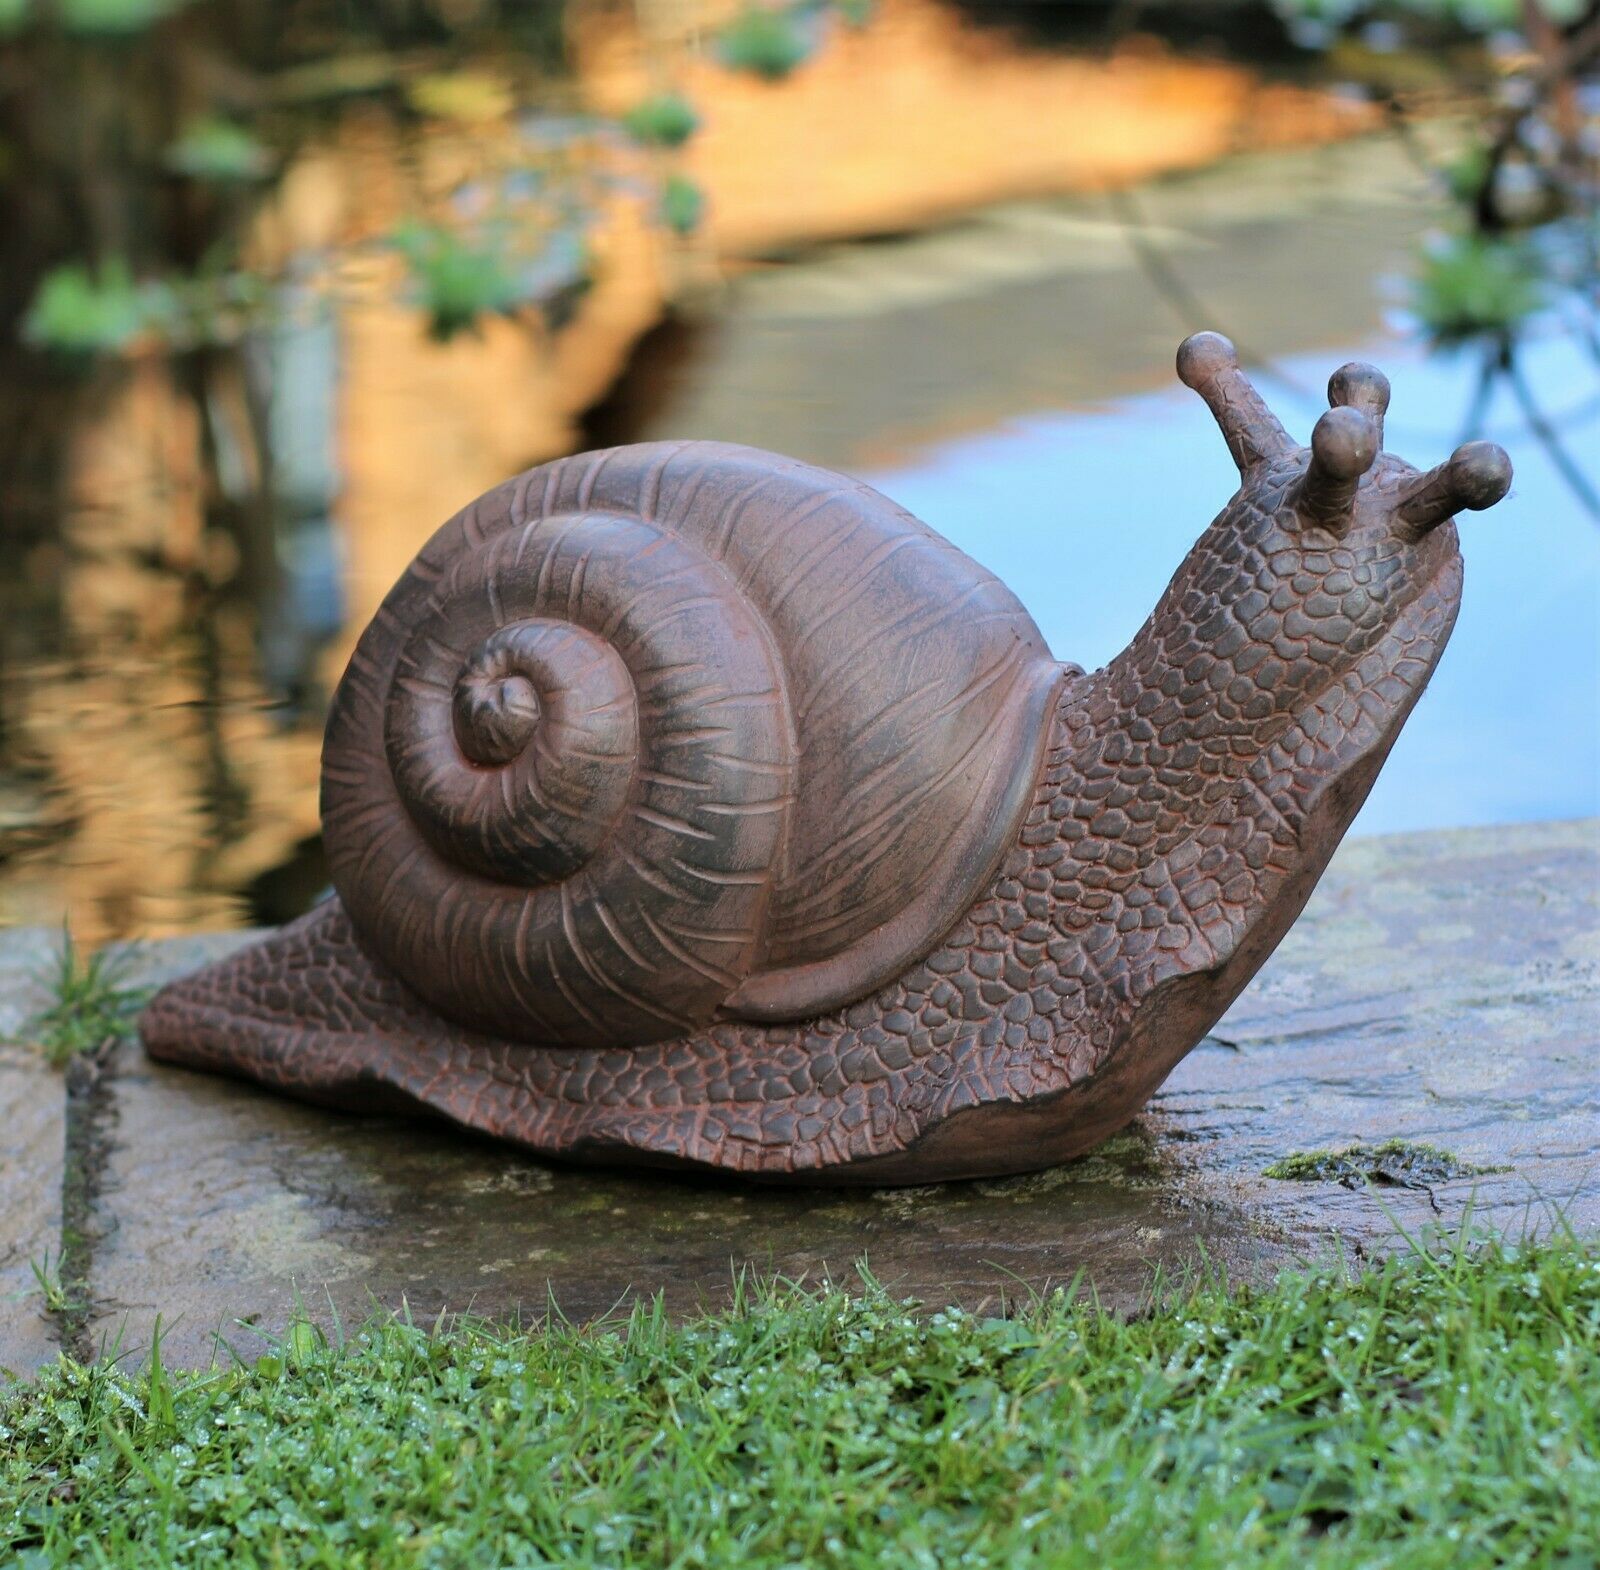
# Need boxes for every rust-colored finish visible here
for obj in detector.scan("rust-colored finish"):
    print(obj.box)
[141,336,1512,1183]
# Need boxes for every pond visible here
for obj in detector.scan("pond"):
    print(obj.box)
[1,135,1595,941]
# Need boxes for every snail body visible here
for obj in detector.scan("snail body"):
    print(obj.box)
[142,336,1512,1182]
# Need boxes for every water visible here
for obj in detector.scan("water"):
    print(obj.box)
[2,136,1595,940]
[867,327,1600,836]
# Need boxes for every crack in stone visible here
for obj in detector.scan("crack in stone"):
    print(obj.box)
[55,1039,118,1365]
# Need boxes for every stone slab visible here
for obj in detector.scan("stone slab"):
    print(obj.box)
[0,928,66,1377]
[76,820,1600,1367]
[1161,818,1599,1254]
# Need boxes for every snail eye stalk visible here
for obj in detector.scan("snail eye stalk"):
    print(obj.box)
[1327,361,1390,450]
[1176,331,1295,475]
[1295,405,1379,536]
[1396,442,1513,541]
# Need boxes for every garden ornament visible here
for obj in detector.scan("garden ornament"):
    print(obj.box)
[141,334,1512,1182]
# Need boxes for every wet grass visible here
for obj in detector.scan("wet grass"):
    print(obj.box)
[2,1227,1596,1569]
[15,929,149,1068]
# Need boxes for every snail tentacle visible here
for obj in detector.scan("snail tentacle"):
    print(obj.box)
[1176,331,1295,474]
[1293,405,1379,536]
[1327,361,1391,448]
[1396,441,1513,540]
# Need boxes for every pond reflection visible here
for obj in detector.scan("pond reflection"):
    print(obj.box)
[1,134,1594,944]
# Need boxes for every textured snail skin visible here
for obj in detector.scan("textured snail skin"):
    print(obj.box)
[140,337,1510,1183]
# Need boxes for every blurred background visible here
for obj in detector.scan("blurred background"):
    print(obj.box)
[0,0,1595,946]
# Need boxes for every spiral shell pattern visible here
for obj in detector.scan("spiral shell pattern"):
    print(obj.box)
[323,509,794,1047]
[321,440,1060,1051]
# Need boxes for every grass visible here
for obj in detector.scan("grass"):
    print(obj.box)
[2,1228,1596,1569]
[25,1255,69,1319]
[15,927,149,1067]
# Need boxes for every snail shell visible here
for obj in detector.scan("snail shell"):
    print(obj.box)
[322,442,1064,1048]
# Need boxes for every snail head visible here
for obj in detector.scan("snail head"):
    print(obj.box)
[1166,331,1511,707]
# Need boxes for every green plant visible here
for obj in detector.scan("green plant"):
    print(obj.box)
[1442,143,1490,206]
[622,92,699,149]
[5,0,877,377]
[1410,233,1545,347]
[55,0,184,36]
[392,221,524,342]
[17,927,151,1067]
[659,172,705,235]
[717,6,811,81]
[284,1318,326,1374]
[20,262,172,356]
[27,1254,68,1317]
[163,115,271,182]
[20,259,271,354]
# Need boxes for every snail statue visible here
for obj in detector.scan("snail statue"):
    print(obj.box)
[142,334,1512,1183]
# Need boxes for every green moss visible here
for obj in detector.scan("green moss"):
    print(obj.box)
[971,1129,1171,1204]
[1264,1139,1503,1187]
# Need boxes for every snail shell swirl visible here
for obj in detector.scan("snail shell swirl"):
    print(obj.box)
[324,508,793,1046]
[322,441,1062,1050]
